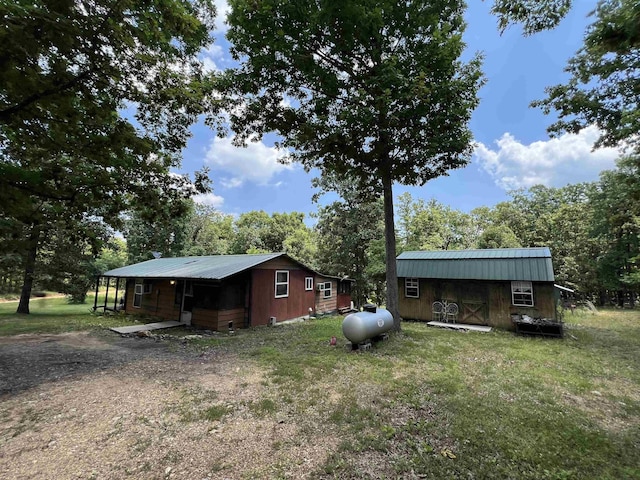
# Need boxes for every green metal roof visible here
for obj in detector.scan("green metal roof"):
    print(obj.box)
[102,253,285,280]
[397,247,554,282]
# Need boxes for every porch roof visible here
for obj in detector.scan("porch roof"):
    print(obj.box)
[102,253,285,280]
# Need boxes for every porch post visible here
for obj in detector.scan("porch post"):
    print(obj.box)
[113,277,120,310]
[104,278,110,310]
[93,277,100,311]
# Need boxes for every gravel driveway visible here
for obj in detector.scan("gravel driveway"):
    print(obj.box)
[0,331,335,479]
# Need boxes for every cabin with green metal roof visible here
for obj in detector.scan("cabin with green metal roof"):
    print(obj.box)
[396,247,557,330]
[96,253,353,331]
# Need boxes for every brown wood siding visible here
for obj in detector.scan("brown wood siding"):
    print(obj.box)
[337,293,351,310]
[217,308,245,331]
[191,307,245,331]
[124,279,180,321]
[250,266,316,325]
[398,278,556,330]
[315,277,337,314]
[397,278,436,322]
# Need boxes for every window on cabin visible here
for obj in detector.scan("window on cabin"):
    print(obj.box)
[338,281,351,295]
[305,277,313,291]
[133,283,143,307]
[275,270,289,298]
[323,281,332,298]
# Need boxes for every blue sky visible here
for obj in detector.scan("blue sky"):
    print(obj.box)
[182,1,622,221]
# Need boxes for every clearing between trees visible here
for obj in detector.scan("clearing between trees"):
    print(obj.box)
[0,309,638,479]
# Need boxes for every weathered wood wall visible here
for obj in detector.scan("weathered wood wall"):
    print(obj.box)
[315,276,337,314]
[398,278,556,330]
[124,279,180,321]
[191,307,245,331]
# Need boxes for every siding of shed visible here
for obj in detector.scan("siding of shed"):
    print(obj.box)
[398,278,556,330]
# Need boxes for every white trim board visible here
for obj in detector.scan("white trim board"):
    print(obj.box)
[426,321,492,333]
[110,321,183,334]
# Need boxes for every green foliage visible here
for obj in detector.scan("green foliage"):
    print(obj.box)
[397,193,477,251]
[590,156,640,295]
[314,173,385,306]
[185,204,236,256]
[533,0,640,152]
[489,0,572,35]
[0,0,218,312]
[476,224,522,249]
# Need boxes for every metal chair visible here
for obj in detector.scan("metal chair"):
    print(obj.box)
[432,301,444,321]
[445,302,459,323]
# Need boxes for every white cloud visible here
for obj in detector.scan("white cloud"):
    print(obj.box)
[474,126,622,190]
[194,192,225,208]
[213,0,231,33]
[200,43,225,73]
[205,136,294,187]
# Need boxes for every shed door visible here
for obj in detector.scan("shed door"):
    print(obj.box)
[459,283,488,325]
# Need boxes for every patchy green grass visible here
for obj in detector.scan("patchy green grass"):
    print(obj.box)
[185,308,640,479]
[0,296,138,335]
[2,303,638,479]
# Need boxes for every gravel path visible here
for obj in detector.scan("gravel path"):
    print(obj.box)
[0,331,335,479]
[0,331,190,396]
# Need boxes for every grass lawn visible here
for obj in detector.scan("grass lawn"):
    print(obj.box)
[0,296,138,335]
[203,309,640,479]
[1,304,638,478]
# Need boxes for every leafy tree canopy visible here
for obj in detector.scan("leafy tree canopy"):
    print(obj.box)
[0,0,218,313]
[489,0,573,35]
[533,0,640,152]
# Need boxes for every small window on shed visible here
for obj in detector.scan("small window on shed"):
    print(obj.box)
[305,277,313,291]
[275,270,289,298]
[511,281,534,307]
[319,281,332,298]
[405,278,419,298]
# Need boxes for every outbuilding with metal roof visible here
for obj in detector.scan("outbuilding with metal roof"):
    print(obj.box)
[397,247,558,330]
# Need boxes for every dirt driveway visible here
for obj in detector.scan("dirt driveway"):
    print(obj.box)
[0,331,335,479]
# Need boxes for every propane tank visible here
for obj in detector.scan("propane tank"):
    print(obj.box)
[342,306,393,344]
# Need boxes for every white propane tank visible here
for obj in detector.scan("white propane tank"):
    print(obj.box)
[342,307,394,344]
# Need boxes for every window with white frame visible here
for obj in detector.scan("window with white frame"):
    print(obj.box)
[511,281,534,306]
[275,270,289,298]
[134,282,143,307]
[405,278,419,298]
[323,281,332,298]
[305,277,313,291]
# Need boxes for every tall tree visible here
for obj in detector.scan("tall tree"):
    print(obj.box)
[591,156,640,305]
[222,0,484,329]
[532,0,640,152]
[185,205,236,256]
[0,0,217,312]
[314,174,385,307]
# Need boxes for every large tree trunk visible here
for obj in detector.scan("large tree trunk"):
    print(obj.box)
[16,225,41,314]
[381,172,400,331]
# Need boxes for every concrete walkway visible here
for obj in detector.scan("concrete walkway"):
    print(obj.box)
[426,321,492,333]
[110,321,183,334]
